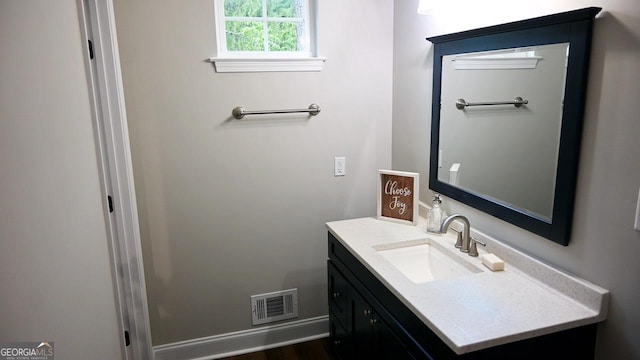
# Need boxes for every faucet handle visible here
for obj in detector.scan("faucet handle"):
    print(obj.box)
[469,237,486,257]
[452,229,463,249]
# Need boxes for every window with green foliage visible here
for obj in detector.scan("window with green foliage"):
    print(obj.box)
[217,0,312,56]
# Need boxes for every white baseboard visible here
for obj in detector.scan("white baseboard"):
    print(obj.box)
[153,315,329,360]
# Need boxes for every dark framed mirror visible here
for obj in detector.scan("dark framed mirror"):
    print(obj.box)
[427,7,601,246]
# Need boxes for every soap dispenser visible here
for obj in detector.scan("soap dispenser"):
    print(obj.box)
[427,194,445,233]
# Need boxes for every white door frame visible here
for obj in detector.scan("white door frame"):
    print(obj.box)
[78,0,153,358]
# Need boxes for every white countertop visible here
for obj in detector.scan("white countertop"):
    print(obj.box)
[326,217,609,354]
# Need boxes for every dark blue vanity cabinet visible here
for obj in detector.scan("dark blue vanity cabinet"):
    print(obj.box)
[329,261,413,359]
[327,232,598,359]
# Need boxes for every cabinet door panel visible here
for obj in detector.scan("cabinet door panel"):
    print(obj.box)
[373,314,416,360]
[328,261,349,328]
[351,287,415,359]
[329,316,352,359]
[351,288,375,358]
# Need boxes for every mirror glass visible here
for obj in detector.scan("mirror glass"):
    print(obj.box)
[427,7,601,245]
[438,43,570,221]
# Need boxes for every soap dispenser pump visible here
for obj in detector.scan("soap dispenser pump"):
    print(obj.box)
[427,193,445,233]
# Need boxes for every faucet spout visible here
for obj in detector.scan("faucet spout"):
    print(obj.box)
[439,214,471,253]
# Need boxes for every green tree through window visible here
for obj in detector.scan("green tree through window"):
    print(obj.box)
[223,0,307,52]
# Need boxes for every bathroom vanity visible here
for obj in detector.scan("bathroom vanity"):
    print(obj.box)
[325,7,607,359]
[326,217,608,359]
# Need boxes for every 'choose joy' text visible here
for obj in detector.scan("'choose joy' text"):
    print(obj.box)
[384,180,412,215]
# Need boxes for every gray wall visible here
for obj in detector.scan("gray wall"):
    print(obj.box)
[113,0,393,345]
[0,1,123,359]
[393,1,640,359]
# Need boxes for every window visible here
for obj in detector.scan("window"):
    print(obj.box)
[211,0,324,72]
[222,0,310,55]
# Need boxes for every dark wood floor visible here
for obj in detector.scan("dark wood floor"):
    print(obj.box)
[219,338,335,360]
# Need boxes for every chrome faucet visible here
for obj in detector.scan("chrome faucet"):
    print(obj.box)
[439,214,471,253]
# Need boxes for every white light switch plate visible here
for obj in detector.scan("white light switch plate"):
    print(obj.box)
[635,187,640,231]
[334,157,346,176]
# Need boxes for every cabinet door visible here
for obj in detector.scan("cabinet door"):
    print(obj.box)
[351,288,376,358]
[329,316,352,359]
[372,314,416,360]
[351,288,414,359]
[328,262,349,328]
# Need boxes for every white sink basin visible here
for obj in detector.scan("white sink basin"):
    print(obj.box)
[375,240,483,283]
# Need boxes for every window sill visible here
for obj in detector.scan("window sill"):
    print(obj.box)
[209,57,326,73]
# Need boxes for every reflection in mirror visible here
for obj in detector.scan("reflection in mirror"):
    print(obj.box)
[438,43,570,221]
[427,7,601,245]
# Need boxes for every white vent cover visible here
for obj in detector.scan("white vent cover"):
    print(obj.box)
[251,288,298,325]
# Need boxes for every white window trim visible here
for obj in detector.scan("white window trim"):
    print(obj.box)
[211,0,324,73]
[208,56,325,72]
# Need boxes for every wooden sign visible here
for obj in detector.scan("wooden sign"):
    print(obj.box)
[377,170,419,225]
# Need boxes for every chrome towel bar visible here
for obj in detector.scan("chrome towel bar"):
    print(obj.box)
[232,103,321,119]
[455,97,528,110]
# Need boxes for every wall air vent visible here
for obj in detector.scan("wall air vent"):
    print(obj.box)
[250,288,298,326]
